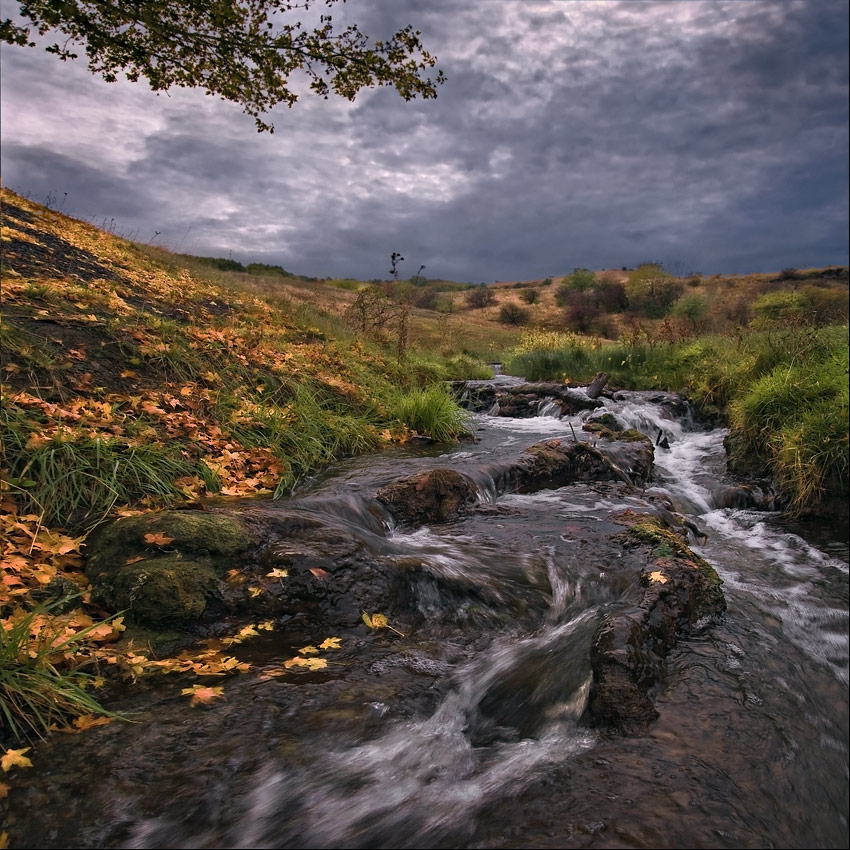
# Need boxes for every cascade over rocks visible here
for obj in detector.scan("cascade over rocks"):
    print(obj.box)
[83,403,725,734]
[454,381,603,418]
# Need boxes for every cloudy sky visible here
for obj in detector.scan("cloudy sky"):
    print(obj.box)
[1,0,848,283]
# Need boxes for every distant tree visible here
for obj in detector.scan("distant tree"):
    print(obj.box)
[498,303,530,326]
[671,293,709,332]
[595,278,628,313]
[1,1,444,131]
[520,288,539,304]
[562,267,596,292]
[466,285,497,309]
[245,262,292,277]
[625,263,682,319]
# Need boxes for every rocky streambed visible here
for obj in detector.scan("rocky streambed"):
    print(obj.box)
[3,381,847,849]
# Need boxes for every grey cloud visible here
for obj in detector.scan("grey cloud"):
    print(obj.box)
[1,0,846,281]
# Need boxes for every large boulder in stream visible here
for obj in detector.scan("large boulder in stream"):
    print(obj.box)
[85,510,256,626]
[512,434,654,491]
[585,513,726,733]
[376,468,478,525]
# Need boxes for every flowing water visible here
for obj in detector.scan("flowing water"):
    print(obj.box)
[5,379,848,849]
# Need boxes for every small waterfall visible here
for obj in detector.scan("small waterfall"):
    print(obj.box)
[536,398,562,418]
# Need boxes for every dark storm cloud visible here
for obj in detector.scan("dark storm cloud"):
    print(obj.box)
[1,0,847,281]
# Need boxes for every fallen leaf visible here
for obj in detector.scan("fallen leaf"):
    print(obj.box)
[309,567,329,579]
[143,532,174,546]
[72,715,113,731]
[648,570,668,584]
[318,637,342,650]
[0,782,10,799]
[125,555,145,565]
[298,645,319,656]
[362,612,405,637]
[1,747,32,772]
[266,568,289,579]
[181,685,225,706]
[283,656,328,671]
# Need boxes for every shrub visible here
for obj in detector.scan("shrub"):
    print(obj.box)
[520,288,539,304]
[466,285,497,309]
[750,290,811,327]
[596,279,628,313]
[672,293,709,332]
[800,285,849,325]
[561,268,596,292]
[498,303,530,325]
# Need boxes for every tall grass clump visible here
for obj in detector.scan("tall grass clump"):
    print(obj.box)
[1,425,193,530]
[229,384,383,496]
[728,339,849,514]
[1,604,121,741]
[391,383,472,443]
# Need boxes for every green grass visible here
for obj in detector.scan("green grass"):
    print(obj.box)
[1,603,122,742]
[503,323,849,515]
[390,383,473,443]
[1,416,193,530]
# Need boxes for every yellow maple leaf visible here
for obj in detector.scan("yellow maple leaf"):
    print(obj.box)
[265,568,288,579]
[248,586,263,597]
[283,656,328,671]
[648,570,668,584]
[318,637,342,650]
[362,612,405,637]
[298,645,319,656]
[1,747,32,772]
[257,620,275,631]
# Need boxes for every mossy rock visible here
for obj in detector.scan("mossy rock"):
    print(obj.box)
[92,554,220,626]
[85,510,255,626]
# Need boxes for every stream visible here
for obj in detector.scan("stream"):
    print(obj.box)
[4,376,848,849]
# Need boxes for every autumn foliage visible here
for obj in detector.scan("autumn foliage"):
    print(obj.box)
[0,188,461,743]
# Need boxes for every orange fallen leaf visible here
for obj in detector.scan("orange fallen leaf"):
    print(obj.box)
[308,567,329,579]
[181,685,225,706]
[143,532,174,546]
[73,715,114,731]
[125,555,145,565]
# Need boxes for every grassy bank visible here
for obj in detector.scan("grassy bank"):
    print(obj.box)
[505,326,849,517]
[1,188,489,739]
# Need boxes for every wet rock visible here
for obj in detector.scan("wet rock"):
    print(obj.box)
[85,509,255,626]
[585,514,726,733]
[452,381,602,416]
[376,468,478,525]
[512,435,654,492]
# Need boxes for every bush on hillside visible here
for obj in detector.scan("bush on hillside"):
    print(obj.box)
[498,303,531,326]
[466,285,497,309]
